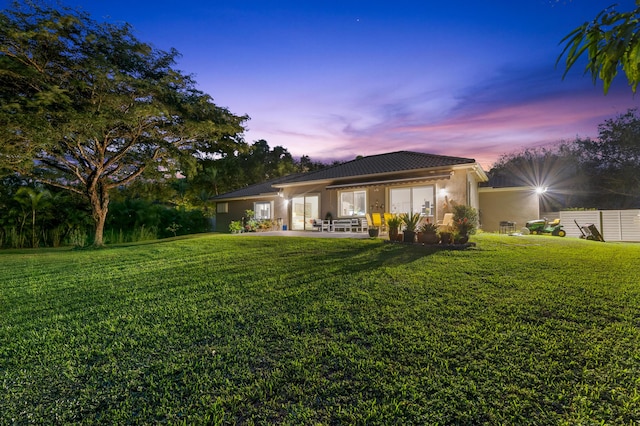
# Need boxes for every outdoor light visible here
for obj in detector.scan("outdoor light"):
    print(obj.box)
[439,188,448,197]
[370,200,384,211]
[536,186,548,194]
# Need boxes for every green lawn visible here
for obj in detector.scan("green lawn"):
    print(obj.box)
[1,234,639,424]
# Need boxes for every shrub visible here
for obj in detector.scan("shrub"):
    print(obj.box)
[452,204,478,235]
[400,212,421,232]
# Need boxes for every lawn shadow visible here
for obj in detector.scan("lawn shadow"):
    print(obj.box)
[307,239,478,276]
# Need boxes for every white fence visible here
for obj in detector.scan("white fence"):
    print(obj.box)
[559,210,640,242]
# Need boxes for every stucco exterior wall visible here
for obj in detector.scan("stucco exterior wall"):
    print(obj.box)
[281,171,480,226]
[215,195,287,233]
[479,187,540,232]
[214,160,487,233]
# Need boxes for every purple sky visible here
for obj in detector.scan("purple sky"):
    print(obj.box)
[4,0,639,168]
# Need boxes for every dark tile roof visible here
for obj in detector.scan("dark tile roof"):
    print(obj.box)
[214,151,477,199]
[212,174,300,200]
[277,151,475,184]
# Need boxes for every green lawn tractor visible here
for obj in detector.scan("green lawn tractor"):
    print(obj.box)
[523,217,566,237]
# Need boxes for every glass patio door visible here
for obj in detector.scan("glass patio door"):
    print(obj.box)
[291,195,319,230]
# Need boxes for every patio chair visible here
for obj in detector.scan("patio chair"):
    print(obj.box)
[311,219,323,231]
[359,217,369,233]
[366,214,374,230]
[383,213,393,227]
[437,213,454,231]
[371,213,384,230]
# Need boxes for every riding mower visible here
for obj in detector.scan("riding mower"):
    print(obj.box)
[523,217,566,237]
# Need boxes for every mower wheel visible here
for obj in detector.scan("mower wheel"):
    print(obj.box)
[555,230,566,237]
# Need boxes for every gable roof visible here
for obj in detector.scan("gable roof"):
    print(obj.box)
[214,151,485,200]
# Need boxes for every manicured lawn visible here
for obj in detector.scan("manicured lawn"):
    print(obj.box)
[1,233,639,424]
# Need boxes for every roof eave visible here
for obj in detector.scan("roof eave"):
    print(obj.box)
[273,164,469,188]
[456,162,489,182]
[213,192,280,202]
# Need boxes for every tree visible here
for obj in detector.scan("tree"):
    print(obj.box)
[13,186,51,247]
[490,109,640,210]
[573,109,640,208]
[489,144,588,211]
[558,2,640,93]
[0,1,247,245]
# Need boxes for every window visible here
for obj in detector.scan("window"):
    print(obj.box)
[254,201,272,220]
[340,190,366,216]
[216,202,228,214]
[390,186,434,216]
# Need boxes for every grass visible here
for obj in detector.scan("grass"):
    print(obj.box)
[1,233,640,424]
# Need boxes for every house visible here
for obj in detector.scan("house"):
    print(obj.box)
[213,150,489,233]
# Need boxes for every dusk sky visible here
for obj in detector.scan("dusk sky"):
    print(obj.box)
[4,0,639,168]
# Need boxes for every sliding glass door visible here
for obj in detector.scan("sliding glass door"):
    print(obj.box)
[291,195,319,230]
[389,186,434,216]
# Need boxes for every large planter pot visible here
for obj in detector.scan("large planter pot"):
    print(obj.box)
[440,232,453,245]
[419,232,439,244]
[389,227,399,241]
[455,234,469,244]
[403,230,416,243]
[368,228,379,238]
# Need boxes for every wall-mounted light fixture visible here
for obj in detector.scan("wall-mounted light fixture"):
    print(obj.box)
[370,200,384,211]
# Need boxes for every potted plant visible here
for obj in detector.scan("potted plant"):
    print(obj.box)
[385,214,403,241]
[368,226,379,237]
[452,205,478,244]
[229,220,243,233]
[439,226,453,244]
[418,220,439,244]
[400,212,421,243]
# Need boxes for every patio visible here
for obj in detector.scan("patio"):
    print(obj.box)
[232,230,371,239]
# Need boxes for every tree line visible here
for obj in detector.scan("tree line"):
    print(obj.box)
[489,109,640,211]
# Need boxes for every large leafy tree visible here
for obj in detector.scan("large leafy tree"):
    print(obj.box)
[558,1,640,93]
[0,1,247,245]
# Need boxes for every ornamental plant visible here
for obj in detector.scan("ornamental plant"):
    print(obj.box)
[400,212,422,232]
[385,214,403,231]
[452,205,478,235]
[419,218,439,234]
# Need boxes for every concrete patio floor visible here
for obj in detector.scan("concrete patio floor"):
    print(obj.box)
[232,230,374,239]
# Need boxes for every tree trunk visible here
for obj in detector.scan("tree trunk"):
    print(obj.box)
[32,209,36,248]
[88,182,110,247]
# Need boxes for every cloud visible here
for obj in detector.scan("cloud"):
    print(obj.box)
[291,63,639,168]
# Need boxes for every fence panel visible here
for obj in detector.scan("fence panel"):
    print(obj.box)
[559,211,602,239]
[560,210,640,241]
[618,210,640,242]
